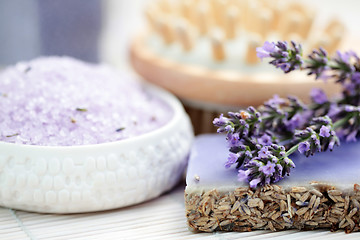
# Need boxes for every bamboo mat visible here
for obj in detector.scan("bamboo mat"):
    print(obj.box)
[1,182,360,240]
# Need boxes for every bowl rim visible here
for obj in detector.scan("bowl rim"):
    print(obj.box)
[0,81,185,150]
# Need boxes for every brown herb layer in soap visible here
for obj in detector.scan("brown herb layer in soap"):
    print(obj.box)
[185,184,360,233]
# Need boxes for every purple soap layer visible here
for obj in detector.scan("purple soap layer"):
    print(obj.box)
[186,134,360,191]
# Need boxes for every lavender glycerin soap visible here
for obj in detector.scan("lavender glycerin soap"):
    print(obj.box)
[185,134,360,232]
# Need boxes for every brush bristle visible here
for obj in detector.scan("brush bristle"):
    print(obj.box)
[145,0,345,64]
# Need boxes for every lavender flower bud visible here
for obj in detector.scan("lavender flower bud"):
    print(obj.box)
[225,152,239,168]
[258,146,271,158]
[310,88,328,104]
[298,141,310,155]
[319,125,331,138]
[224,125,234,133]
[312,136,321,153]
[213,113,228,127]
[259,161,276,175]
[256,41,277,60]
[295,128,310,138]
[247,106,256,114]
[227,111,239,119]
[281,52,289,58]
[328,138,338,151]
[311,116,331,125]
[245,150,252,159]
[277,41,287,50]
[227,132,241,147]
[319,47,328,57]
[249,178,261,188]
[237,169,250,182]
[270,144,279,150]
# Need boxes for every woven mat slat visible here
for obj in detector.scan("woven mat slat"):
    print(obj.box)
[1,183,360,239]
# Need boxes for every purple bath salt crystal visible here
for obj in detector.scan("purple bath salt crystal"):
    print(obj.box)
[0,57,172,146]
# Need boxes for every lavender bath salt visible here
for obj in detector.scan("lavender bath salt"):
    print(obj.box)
[0,57,172,146]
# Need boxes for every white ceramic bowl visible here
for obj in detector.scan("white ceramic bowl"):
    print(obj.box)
[0,84,193,213]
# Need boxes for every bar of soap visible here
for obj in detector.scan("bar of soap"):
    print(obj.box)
[185,134,360,233]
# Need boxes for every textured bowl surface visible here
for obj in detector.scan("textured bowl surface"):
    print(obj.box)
[0,84,193,213]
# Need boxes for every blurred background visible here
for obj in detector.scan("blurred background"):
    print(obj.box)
[101,0,360,70]
[1,0,360,69]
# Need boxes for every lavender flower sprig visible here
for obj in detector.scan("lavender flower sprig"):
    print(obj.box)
[213,41,360,188]
[257,40,360,139]
[257,41,360,105]
[256,41,303,73]
[214,102,339,188]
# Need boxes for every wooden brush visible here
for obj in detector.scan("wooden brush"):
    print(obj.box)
[145,0,346,63]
